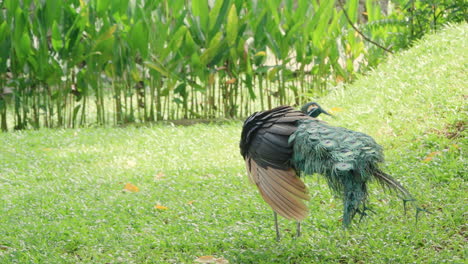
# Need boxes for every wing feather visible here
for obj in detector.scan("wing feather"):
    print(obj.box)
[241,106,312,221]
[246,158,309,220]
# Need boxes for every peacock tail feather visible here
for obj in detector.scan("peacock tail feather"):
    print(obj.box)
[289,119,413,226]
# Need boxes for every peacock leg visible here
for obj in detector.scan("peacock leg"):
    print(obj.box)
[358,204,376,222]
[274,211,280,241]
[296,221,301,238]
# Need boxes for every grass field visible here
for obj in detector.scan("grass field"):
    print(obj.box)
[1,24,466,263]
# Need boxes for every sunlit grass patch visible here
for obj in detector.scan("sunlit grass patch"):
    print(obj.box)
[0,24,466,263]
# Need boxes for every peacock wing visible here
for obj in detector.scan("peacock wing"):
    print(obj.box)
[240,105,312,220]
[245,157,310,221]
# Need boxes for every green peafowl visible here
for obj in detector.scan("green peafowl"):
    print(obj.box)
[240,102,416,240]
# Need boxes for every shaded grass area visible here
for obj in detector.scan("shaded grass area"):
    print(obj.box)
[1,24,466,263]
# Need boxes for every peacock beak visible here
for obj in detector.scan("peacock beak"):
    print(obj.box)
[321,108,333,117]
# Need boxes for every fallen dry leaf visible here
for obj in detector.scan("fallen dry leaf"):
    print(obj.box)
[194,256,229,264]
[126,159,137,167]
[329,107,343,114]
[123,183,139,192]
[335,75,345,83]
[155,172,165,180]
[422,156,433,162]
[154,205,168,210]
[187,200,195,205]
[0,245,11,251]
[423,151,441,163]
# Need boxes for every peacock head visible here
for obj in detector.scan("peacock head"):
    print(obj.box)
[301,102,332,118]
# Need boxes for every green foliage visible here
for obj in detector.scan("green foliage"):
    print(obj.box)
[0,0,406,130]
[0,1,466,131]
[0,25,466,263]
[399,0,467,42]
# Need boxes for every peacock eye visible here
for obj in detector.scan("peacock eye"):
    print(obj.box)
[307,105,317,112]
[341,149,353,156]
[336,162,353,171]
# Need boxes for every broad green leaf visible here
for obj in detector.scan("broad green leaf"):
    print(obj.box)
[346,0,359,24]
[208,0,225,31]
[14,8,26,41]
[200,31,223,65]
[365,0,382,22]
[145,61,172,78]
[245,73,256,99]
[0,22,8,42]
[265,31,281,58]
[4,0,19,15]
[44,0,63,27]
[96,24,117,43]
[267,66,280,82]
[226,4,238,46]
[190,53,202,68]
[18,32,32,59]
[191,0,209,32]
[173,98,183,105]
[208,0,230,38]
[169,26,188,52]
[184,31,198,55]
[51,21,63,51]
[96,0,111,14]
[114,0,129,15]
[72,105,82,123]
[266,0,280,25]
[174,83,187,98]
[129,21,148,57]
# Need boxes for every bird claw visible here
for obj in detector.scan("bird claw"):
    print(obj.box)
[357,205,375,222]
[401,198,431,224]
[415,206,432,223]
[402,197,416,216]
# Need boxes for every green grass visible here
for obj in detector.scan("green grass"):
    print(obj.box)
[1,24,466,263]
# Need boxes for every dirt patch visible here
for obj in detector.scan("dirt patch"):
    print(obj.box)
[429,120,465,139]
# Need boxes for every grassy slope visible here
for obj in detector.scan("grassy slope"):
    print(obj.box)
[0,24,466,263]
